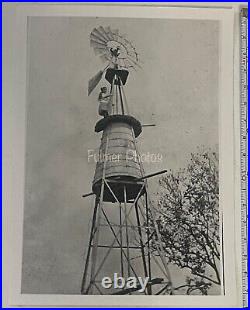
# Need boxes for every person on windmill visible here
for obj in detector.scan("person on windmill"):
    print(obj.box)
[98,86,112,117]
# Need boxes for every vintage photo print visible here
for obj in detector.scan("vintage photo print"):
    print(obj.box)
[3,4,239,307]
[23,16,221,296]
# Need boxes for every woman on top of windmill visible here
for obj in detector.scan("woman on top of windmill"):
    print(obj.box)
[98,86,113,118]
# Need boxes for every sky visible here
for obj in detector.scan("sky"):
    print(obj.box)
[22,16,219,294]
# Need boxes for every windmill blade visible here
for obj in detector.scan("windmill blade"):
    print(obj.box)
[88,70,104,96]
[127,55,142,69]
[90,32,106,44]
[98,26,111,41]
[123,35,133,48]
[100,54,110,62]
[134,51,139,62]
[90,40,107,50]
[90,34,107,46]
[124,58,136,70]
[96,49,110,58]
[121,34,129,44]
[113,32,121,43]
[92,52,109,63]
[124,58,137,71]
[93,46,108,56]
[111,29,120,42]
[92,28,109,43]
[105,26,114,40]
[124,58,134,69]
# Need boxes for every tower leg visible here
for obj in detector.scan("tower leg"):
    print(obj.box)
[145,192,152,293]
[119,202,124,277]
[81,197,98,294]
[135,200,151,295]
[123,186,131,280]
[84,178,106,295]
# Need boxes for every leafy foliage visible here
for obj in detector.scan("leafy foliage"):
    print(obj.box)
[155,149,220,294]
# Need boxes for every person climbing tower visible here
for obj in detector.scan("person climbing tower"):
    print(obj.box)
[98,87,112,117]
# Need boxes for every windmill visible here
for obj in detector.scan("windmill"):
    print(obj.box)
[81,26,171,295]
[88,26,140,97]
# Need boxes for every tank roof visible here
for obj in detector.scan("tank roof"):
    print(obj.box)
[95,114,142,138]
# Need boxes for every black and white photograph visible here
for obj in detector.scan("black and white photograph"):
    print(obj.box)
[22,15,221,296]
[3,3,243,307]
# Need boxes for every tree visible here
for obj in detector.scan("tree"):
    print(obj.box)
[154,148,220,295]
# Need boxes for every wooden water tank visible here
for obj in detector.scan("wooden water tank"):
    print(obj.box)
[92,115,144,202]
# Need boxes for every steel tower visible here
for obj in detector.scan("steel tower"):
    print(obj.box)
[81,27,172,295]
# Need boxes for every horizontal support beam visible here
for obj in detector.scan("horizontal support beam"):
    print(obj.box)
[90,244,144,249]
[136,169,168,181]
[141,123,156,127]
[82,192,95,198]
[106,179,144,185]
[82,172,166,198]
[99,223,150,229]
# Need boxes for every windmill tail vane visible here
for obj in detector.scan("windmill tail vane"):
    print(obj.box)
[88,70,104,96]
